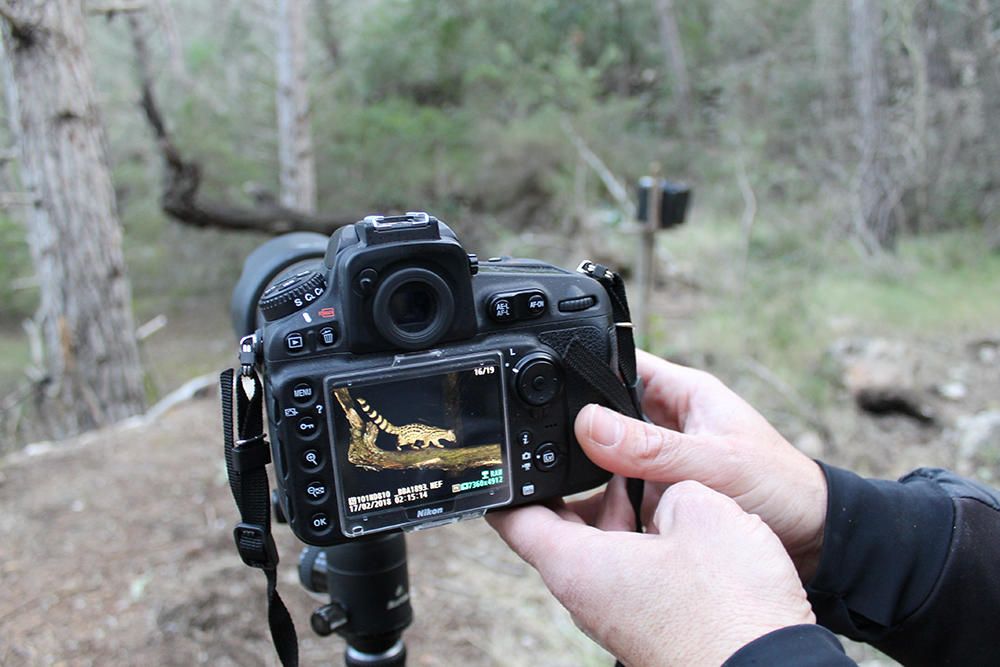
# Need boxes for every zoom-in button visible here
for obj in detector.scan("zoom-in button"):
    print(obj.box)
[302,449,322,470]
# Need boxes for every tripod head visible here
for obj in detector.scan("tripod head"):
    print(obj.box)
[299,532,413,667]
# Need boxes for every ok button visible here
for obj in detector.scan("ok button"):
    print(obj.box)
[304,480,328,503]
[310,513,331,533]
[297,416,319,438]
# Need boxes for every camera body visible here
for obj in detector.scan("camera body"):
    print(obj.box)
[234,213,619,546]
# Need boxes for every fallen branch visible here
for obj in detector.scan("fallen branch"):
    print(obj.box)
[126,13,360,235]
[560,117,632,215]
[87,1,146,16]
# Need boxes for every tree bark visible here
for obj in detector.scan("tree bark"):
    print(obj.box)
[315,0,340,68]
[275,0,316,213]
[1,0,145,437]
[850,0,898,252]
[812,0,842,110]
[974,0,1000,190]
[653,0,693,130]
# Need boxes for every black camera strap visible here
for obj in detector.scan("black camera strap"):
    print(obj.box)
[575,263,647,667]
[574,261,646,531]
[221,368,299,667]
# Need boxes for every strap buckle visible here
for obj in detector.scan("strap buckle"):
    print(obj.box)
[576,260,615,282]
[234,433,272,472]
[239,333,259,377]
[233,522,279,569]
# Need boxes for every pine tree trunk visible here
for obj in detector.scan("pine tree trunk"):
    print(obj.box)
[653,0,693,130]
[1,0,146,437]
[850,0,897,252]
[974,0,1000,192]
[275,0,317,213]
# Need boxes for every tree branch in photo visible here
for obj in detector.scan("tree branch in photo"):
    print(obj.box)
[334,388,503,473]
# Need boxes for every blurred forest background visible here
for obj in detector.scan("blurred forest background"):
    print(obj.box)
[0,1,999,665]
[0,0,998,447]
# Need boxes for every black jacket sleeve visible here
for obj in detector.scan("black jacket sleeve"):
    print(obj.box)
[722,625,856,666]
[806,464,1000,666]
[724,464,1000,667]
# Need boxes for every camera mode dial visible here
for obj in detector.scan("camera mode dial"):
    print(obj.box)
[259,271,328,322]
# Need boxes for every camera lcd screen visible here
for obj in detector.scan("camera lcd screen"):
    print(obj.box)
[325,354,511,537]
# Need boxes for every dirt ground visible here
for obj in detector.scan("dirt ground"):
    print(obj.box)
[0,395,612,667]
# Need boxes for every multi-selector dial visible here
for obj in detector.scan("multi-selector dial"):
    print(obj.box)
[514,353,562,406]
[259,271,328,321]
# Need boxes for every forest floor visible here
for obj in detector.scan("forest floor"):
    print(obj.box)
[2,226,999,666]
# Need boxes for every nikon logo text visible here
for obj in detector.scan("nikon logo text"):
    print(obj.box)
[416,507,444,518]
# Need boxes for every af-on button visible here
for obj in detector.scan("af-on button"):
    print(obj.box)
[524,291,547,317]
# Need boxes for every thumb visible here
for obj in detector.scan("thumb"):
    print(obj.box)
[575,404,728,484]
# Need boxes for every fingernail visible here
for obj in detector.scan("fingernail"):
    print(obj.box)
[588,406,624,447]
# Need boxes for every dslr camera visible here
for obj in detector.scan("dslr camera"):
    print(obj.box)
[231,212,632,546]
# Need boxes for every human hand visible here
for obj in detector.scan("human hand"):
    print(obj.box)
[488,480,815,667]
[576,350,828,579]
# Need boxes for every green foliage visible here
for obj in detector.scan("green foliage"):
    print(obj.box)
[659,216,1000,414]
[0,213,35,322]
[5,0,996,400]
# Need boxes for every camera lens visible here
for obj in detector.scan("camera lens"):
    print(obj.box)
[229,232,328,337]
[372,268,454,350]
